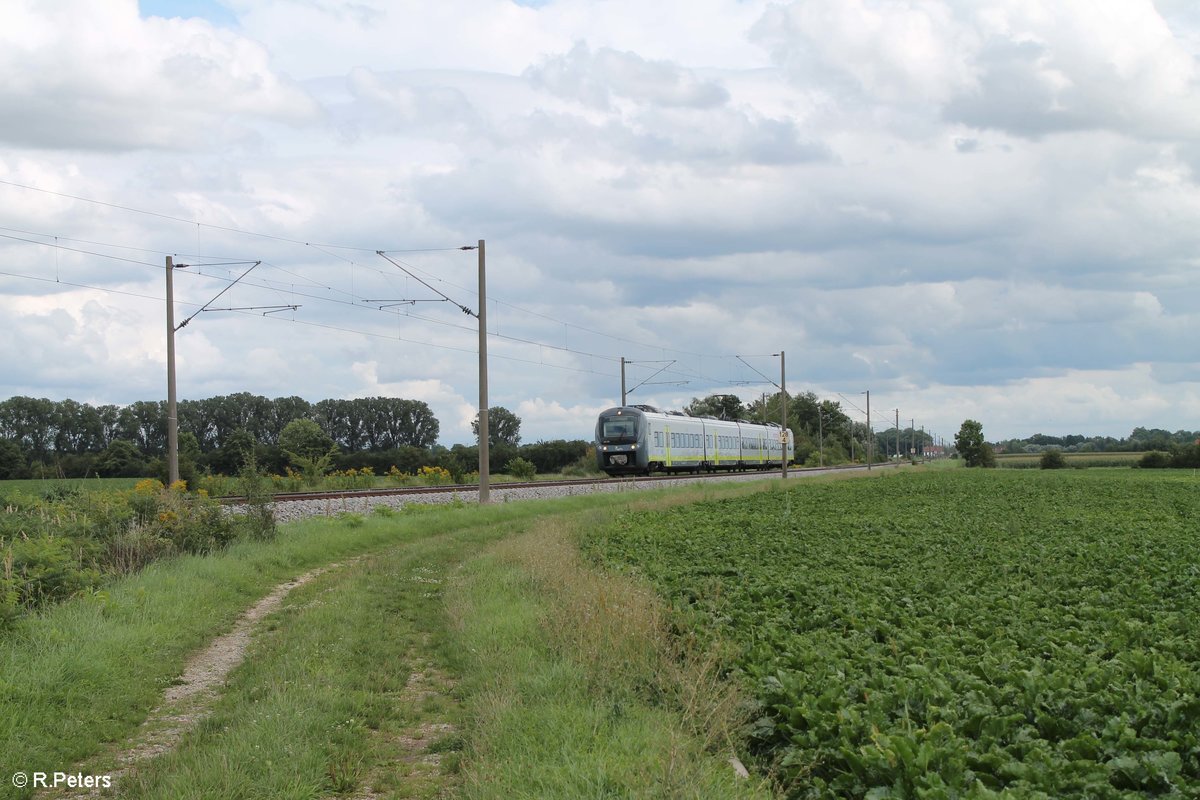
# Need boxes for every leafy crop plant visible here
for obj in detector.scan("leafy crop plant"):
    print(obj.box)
[585,470,1200,799]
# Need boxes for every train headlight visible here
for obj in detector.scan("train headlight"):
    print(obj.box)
[630,444,637,450]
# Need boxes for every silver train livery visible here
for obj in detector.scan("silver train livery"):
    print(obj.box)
[595,405,794,476]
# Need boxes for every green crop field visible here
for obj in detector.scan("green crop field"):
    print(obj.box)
[0,476,142,494]
[993,452,1145,469]
[585,469,1200,798]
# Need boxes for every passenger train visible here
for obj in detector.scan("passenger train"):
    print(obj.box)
[595,405,794,476]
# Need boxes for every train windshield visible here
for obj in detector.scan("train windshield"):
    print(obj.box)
[598,414,638,442]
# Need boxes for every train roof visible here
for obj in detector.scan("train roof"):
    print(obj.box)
[600,406,787,429]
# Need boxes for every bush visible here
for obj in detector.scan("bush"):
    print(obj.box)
[148,483,238,555]
[1139,451,1171,469]
[94,439,147,478]
[233,459,277,542]
[103,526,175,575]
[1040,450,1068,469]
[561,448,600,477]
[1169,444,1200,469]
[4,533,102,610]
[505,457,537,480]
[417,465,453,486]
[327,466,376,491]
[518,440,590,473]
[0,475,272,629]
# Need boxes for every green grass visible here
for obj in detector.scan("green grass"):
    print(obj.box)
[448,520,773,799]
[1,477,781,799]
[114,526,473,799]
[0,513,437,798]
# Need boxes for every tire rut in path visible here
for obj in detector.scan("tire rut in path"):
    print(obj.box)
[47,559,360,798]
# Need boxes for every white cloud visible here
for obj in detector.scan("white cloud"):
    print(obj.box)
[882,364,1200,443]
[751,0,977,107]
[0,0,319,152]
[515,397,610,441]
[526,41,730,110]
[1,0,1198,447]
[953,0,1200,138]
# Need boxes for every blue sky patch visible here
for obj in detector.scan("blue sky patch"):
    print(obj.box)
[139,0,238,27]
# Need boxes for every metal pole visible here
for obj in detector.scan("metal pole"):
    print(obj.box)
[477,240,490,504]
[895,409,900,463]
[620,356,626,406]
[165,256,180,486]
[866,389,871,470]
[817,400,823,468]
[780,350,787,480]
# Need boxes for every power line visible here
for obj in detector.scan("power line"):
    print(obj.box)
[0,231,162,269]
[3,189,735,368]
[0,242,745,391]
[377,250,475,316]
[2,210,788,394]
[0,267,606,379]
[0,178,455,254]
[378,248,721,360]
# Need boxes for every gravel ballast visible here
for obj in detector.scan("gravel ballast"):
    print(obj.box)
[263,471,803,525]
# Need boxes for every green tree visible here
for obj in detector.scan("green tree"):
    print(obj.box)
[267,396,313,444]
[53,399,105,454]
[279,418,337,482]
[222,428,259,473]
[358,397,440,450]
[0,396,57,459]
[94,439,147,478]
[473,406,521,448]
[279,418,334,460]
[314,398,368,452]
[685,394,745,420]
[954,419,995,468]
[0,438,27,479]
[118,401,167,455]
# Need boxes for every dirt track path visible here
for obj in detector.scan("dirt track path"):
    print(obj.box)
[47,562,352,798]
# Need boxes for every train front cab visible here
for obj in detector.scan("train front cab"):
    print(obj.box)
[595,407,647,475]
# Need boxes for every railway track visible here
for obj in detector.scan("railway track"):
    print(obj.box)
[220,462,899,505]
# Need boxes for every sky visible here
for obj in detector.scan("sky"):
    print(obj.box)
[1,0,1198,447]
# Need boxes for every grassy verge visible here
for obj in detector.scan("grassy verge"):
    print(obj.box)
[2,477,788,799]
[447,517,774,799]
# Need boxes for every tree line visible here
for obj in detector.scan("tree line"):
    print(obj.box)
[0,394,590,481]
[994,427,1200,454]
[683,391,927,466]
